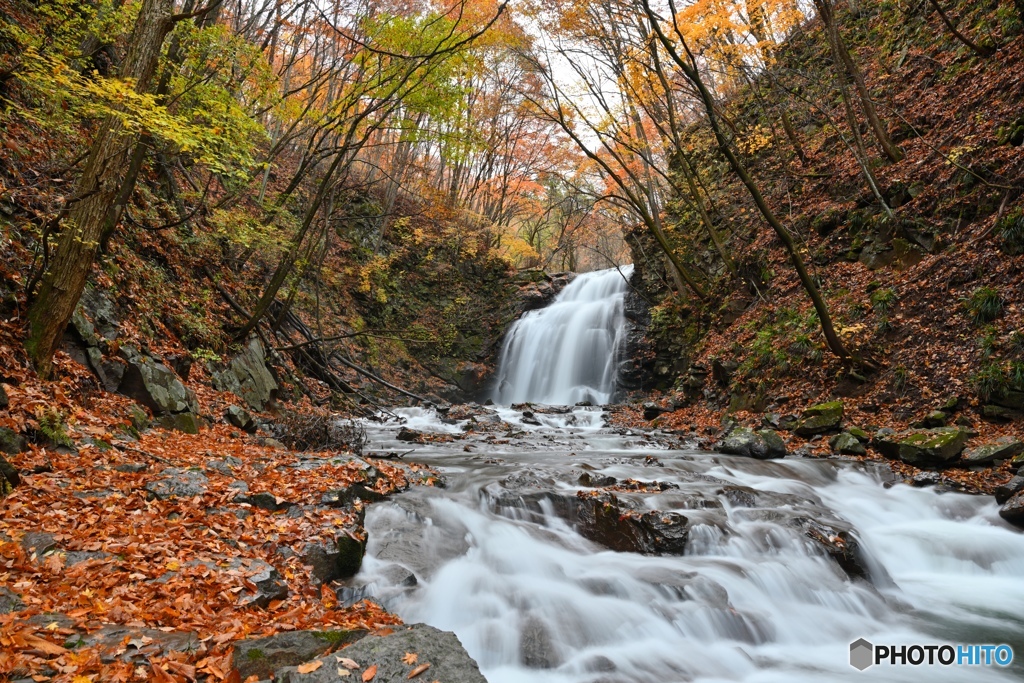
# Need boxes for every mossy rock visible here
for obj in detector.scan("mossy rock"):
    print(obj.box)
[793,401,844,436]
[830,432,867,456]
[232,630,369,681]
[846,426,871,442]
[897,427,970,466]
[0,427,27,455]
[962,437,1024,465]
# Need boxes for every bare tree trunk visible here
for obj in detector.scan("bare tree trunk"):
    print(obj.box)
[815,0,903,162]
[926,0,994,57]
[818,2,893,213]
[780,110,809,165]
[26,0,175,378]
[644,0,851,361]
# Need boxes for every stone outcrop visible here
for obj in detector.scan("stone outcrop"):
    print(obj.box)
[211,337,278,411]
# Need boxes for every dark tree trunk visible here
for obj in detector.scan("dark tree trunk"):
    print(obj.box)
[25,0,175,378]
[644,0,852,361]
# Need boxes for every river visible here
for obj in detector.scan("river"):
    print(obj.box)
[349,405,1024,683]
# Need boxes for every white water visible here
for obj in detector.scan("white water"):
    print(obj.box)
[492,266,633,405]
[354,407,1024,683]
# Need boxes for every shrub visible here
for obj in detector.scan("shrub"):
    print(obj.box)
[996,209,1024,255]
[869,287,897,314]
[965,286,1003,324]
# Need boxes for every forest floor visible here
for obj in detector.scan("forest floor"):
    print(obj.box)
[611,6,1024,496]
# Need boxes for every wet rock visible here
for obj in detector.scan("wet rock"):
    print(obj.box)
[211,337,278,411]
[233,630,369,681]
[224,405,257,433]
[145,467,208,499]
[793,401,844,436]
[574,494,687,554]
[274,623,487,683]
[577,472,617,487]
[896,427,970,467]
[21,532,57,556]
[962,436,1024,465]
[999,492,1024,527]
[715,427,786,459]
[320,484,386,507]
[0,427,27,455]
[117,345,199,417]
[643,402,668,420]
[520,615,561,669]
[995,476,1024,505]
[0,587,23,614]
[303,533,366,583]
[378,563,417,587]
[802,520,866,578]
[911,471,942,487]
[396,427,425,442]
[829,432,867,456]
[719,485,757,508]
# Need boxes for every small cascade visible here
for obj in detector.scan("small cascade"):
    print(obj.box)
[492,265,633,405]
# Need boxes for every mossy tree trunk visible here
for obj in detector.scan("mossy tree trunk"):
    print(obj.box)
[25,0,175,378]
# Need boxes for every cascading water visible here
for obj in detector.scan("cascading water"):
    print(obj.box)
[492,265,633,406]
[352,408,1024,683]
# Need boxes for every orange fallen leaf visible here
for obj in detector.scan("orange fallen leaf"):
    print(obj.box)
[402,653,418,665]
[362,664,377,681]
[297,660,324,674]
[408,663,431,679]
[22,633,68,656]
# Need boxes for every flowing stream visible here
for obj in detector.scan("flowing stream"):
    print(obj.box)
[347,265,1024,681]
[352,408,1024,682]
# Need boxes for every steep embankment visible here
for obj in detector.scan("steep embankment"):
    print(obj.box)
[618,3,1024,492]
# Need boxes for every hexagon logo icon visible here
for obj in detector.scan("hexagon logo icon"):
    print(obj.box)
[850,638,874,671]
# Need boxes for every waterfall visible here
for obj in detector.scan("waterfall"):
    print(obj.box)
[492,265,633,405]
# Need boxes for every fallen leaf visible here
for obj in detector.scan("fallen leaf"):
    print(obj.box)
[402,653,418,665]
[338,657,360,669]
[297,660,324,674]
[22,633,68,656]
[362,664,377,681]
[336,668,351,677]
[408,663,431,679]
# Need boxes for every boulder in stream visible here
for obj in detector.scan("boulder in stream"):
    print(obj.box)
[999,491,1024,527]
[715,427,787,459]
